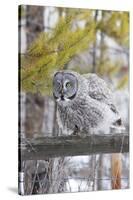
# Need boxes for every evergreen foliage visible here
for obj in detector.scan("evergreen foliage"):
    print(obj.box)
[21,13,96,94]
[20,9,129,95]
[98,11,129,47]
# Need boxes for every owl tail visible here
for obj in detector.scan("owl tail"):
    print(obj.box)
[110,118,125,133]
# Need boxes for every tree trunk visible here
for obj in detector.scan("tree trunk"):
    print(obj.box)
[24,5,45,195]
[92,10,98,73]
[25,5,44,138]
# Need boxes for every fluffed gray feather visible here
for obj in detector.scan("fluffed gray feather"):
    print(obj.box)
[53,70,121,135]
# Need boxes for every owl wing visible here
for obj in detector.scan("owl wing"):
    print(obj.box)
[83,73,118,114]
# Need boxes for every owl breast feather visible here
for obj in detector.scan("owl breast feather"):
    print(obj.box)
[57,95,118,135]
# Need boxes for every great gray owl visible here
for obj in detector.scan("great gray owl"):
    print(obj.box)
[53,70,122,135]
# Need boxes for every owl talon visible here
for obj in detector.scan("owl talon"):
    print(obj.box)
[71,125,80,136]
[71,132,81,137]
[72,131,78,136]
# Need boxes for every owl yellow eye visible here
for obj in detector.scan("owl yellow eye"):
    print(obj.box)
[66,82,71,88]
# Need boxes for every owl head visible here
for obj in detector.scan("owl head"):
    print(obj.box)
[53,71,78,102]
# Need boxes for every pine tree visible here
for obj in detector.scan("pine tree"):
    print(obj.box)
[97,11,129,89]
[21,12,96,94]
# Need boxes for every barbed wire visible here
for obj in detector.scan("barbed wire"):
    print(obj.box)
[19,130,129,135]
[19,176,129,183]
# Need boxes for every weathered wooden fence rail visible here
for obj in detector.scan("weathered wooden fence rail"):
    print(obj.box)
[19,133,129,161]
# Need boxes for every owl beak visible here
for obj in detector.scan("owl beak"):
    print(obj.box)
[61,95,65,101]
[60,87,65,100]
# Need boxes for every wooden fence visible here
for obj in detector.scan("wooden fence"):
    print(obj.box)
[19,133,129,161]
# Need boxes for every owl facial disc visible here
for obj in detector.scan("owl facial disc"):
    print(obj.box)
[53,71,78,102]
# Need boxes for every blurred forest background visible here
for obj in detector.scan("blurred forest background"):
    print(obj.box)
[19,5,129,195]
